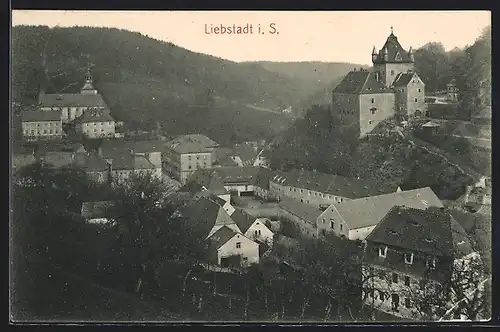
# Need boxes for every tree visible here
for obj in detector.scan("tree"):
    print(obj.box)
[109,172,207,296]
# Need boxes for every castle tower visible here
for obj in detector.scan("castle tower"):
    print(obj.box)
[80,67,98,95]
[372,27,415,87]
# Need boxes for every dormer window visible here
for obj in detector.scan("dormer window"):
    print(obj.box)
[395,52,402,60]
[379,246,388,258]
[404,253,414,265]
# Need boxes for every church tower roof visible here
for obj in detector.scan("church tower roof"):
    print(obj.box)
[373,27,413,64]
[81,67,98,94]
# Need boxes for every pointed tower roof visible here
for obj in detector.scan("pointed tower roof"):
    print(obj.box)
[372,46,377,55]
[373,27,413,64]
[81,67,97,93]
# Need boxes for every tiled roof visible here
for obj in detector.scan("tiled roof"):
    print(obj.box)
[231,208,256,233]
[81,200,115,219]
[21,110,61,122]
[39,93,107,108]
[279,195,322,225]
[329,187,443,230]
[210,166,261,185]
[366,206,474,258]
[271,169,398,199]
[208,226,238,250]
[178,197,236,237]
[373,32,413,64]
[167,134,218,154]
[333,70,391,95]
[110,153,154,171]
[392,72,415,87]
[74,108,115,124]
[184,169,229,195]
[74,152,110,172]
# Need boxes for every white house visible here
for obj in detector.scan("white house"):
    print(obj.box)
[317,187,443,241]
[208,226,260,267]
[231,209,274,245]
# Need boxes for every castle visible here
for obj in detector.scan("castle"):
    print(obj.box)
[332,28,426,137]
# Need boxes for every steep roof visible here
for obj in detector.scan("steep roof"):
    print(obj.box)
[330,187,443,230]
[366,206,474,259]
[208,226,239,250]
[74,108,115,124]
[21,110,61,122]
[178,197,235,237]
[271,169,398,199]
[231,208,257,233]
[373,32,413,64]
[167,134,218,154]
[211,166,261,185]
[333,70,392,95]
[81,200,115,219]
[279,195,323,225]
[184,169,229,195]
[39,93,107,108]
[392,72,416,87]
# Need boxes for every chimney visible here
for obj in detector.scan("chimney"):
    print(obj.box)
[353,68,357,72]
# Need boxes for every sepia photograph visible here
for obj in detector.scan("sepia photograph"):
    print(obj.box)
[10,10,492,324]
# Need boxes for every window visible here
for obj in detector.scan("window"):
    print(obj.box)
[188,165,192,169]
[369,120,372,125]
[330,220,335,229]
[414,98,418,102]
[418,88,421,93]
[405,298,411,308]
[49,129,53,134]
[371,108,377,115]
[404,276,410,286]
[300,189,303,193]
[392,273,399,283]
[379,246,387,258]
[236,242,241,249]
[188,155,192,160]
[340,224,343,231]
[43,130,47,134]
[391,70,395,75]
[289,187,292,192]
[243,257,248,261]
[322,218,325,224]
[391,294,399,312]
[371,98,375,103]
[197,155,200,160]
[404,253,414,265]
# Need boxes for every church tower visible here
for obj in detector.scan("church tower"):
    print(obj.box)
[372,27,414,87]
[80,67,98,95]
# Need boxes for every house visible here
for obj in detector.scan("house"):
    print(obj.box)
[278,195,322,238]
[177,178,235,215]
[178,196,241,239]
[98,139,164,179]
[332,28,425,137]
[21,110,63,141]
[38,69,108,123]
[163,134,218,184]
[392,71,426,118]
[110,153,157,184]
[81,200,115,224]
[231,208,274,245]
[182,169,230,201]
[190,167,263,196]
[421,121,440,136]
[270,168,400,209]
[73,108,116,139]
[73,152,111,184]
[207,226,260,268]
[317,187,443,241]
[362,206,479,320]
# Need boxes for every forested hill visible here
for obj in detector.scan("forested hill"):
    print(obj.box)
[12,25,356,144]
[249,61,366,114]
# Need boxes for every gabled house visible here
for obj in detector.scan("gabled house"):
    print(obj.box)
[362,205,479,320]
[207,226,259,268]
[317,187,443,241]
[179,196,241,238]
[231,208,274,245]
[392,71,426,118]
[278,195,322,238]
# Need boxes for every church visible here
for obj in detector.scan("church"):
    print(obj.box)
[332,28,426,137]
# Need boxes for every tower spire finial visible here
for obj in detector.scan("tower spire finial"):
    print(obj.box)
[390,26,394,34]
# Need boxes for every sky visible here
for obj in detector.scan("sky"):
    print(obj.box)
[12,10,490,65]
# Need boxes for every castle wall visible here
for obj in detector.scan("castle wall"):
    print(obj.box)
[332,92,361,135]
[359,93,395,137]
